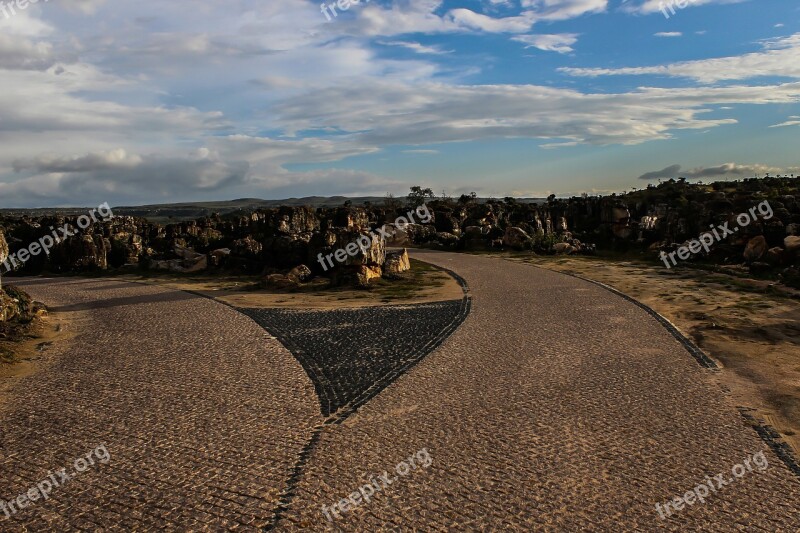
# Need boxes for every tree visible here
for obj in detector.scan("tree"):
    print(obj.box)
[407,186,436,207]
[458,192,478,205]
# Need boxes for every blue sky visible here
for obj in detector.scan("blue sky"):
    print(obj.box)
[0,0,799,206]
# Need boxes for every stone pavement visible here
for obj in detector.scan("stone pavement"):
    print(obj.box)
[281,250,800,531]
[1,251,799,531]
[0,278,321,531]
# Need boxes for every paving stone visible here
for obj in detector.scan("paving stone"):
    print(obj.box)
[240,299,468,419]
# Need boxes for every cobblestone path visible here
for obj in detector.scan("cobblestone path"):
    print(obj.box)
[280,250,800,531]
[240,298,469,419]
[2,250,800,531]
[0,279,320,531]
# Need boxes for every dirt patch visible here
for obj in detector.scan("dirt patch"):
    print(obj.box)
[0,312,75,408]
[503,253,800,455]
[112,259,464,310]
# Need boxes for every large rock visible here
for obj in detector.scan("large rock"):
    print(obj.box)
[744,236,768,262]
[287,264,312,283]
[502,227,531,250]
[355,265,382,287]
[553,242,576,255]
[766,247,785,265]
[385,249,411,275]
[435,232,459,247]
[0,230,8,272]
[384,224,411,246]
[262,273,299,290]
[152,244,207,273]
[785,236,800,254]
[0,285,35,323]
[209,248,231,267]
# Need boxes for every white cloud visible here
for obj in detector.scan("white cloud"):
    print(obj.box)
[560,33,800,82]
[654,32,682,38]
[512,33,580,53]
[340,0,607,37]
[378,40,452,55]
[272,80,800,147]
[769,116,800,128]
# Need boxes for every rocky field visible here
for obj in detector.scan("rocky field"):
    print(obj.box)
[0,177,798,291]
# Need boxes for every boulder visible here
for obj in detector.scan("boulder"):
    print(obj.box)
[766,247,785,265]
[743,236,768,262]
[152,244,207,273]
[287,264,312,283]
[787,223,799,236]
[209,248,231,267]
[502,227,531,250]
[0,230,8,276]
[384,224,411,246]
[262,273,299,290]
[0,285,39,323]
[232,236,263,259]
[385,249,411,275]
[553,242,576,255]
[355,265,382,287]
[785,236,800,254]
[435,232,459,247]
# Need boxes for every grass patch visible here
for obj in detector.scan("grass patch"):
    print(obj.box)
[365,259,450,302]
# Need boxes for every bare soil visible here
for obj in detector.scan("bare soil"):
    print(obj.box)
[0,312,75,408]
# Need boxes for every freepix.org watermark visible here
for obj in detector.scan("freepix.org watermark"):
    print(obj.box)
[317,204,432,272]
[655,451,768,519]
[0,0,50,22]
[1,444,110,521]
[321,448,432,522]
[659,0,697,19]
[320,0,369,21]
[1,202,114,274]
[659,200,773,269]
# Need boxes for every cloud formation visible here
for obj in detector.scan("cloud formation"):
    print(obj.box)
[637,162,798,180]
[561,33,800,83]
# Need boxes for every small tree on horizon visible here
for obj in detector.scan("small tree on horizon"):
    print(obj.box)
[407,186,436,208]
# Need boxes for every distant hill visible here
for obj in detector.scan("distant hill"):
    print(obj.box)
[0,196,546,223]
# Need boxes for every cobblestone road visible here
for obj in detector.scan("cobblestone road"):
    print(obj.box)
[0,278,321,531]
[2,250,800,531]
[282,251,800,531]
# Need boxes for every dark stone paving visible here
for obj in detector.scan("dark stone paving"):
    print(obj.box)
[240,298,470,420]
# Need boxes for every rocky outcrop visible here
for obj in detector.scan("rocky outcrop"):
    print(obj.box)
[385,249,411,276]
[0,230,8,277]
[0,285,39,323]
[502,227,531,250]
[150,244,207,273]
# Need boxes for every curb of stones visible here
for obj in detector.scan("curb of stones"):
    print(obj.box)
[524,265,800,481]
[738,407,800,480]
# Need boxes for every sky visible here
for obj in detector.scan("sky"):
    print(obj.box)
[0,0,799,207]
